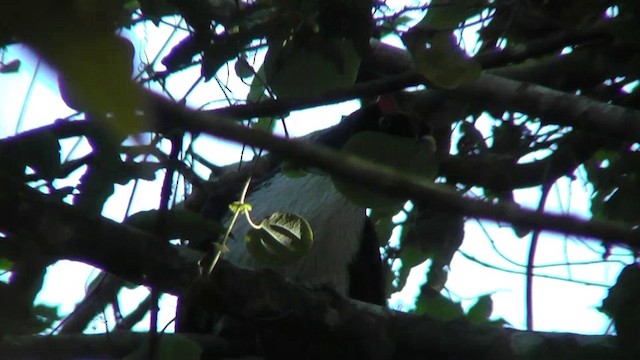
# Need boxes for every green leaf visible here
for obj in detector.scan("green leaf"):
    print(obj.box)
[492,191,531,238]
[466,294,493,323]
[333,131,437,212]
[414,287,464,320]
[410,32,481,89]
[55,34,142,137]
[399,242,431,272]
[585,151,640,225]
[369,208,398,246]
[247,65,269,103]
[247,65,280,132]
[600,264,640,319]
[417,0,484,31]
[600,264,640,355]
[280,162,310,178]
[425,260,449,292]
[595,177,640,224]
[406,205,464,264]
[265,37,360,98]
[396,203,464,292]
[0,257,14,271]
[251,117,276,132]
[512,222,532,239]
[396,242,429,292]
[234,56,255,79]
[246,212,313,266]
[229,202,252,214]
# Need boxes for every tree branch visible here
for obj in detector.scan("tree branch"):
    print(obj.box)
[476,28,612,69]
[0,332,233,359]
[440,131,603,191]
[0,173,199,296]
[0,267,621,359]
[452,73,640,142]
[200,51,640,144]
[147,93,640,247]
[57,274,124,334]
[180,259,621,360]
[0,170,624,359]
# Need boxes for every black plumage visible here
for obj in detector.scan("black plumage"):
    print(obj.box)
[177,99,423,333]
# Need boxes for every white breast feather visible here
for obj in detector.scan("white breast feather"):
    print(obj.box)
[222,173,365,295]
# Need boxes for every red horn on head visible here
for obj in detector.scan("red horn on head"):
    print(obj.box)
[376,95,398,115]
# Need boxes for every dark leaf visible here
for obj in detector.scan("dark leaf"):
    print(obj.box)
[0,59,21,73]
[600,263,640,356]
[369,208,398,246]
[405,32,481,89]
[0,258,13,271]
[333,131,437,212]
[123,334,202,360]
[466,294,493,323]
[414,285,464,320]
[264,36,360,98]
[55,35,141,137]
[234,56,255,79]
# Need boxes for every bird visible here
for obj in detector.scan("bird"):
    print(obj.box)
[176,97,427,333]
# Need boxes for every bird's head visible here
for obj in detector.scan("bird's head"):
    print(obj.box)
[314,95,432,149]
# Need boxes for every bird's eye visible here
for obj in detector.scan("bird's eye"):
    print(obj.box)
[378,116,392,130]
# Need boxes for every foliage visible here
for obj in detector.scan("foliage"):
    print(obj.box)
[600,263,640,356]
[1,0,640,358]
[246,211,314,266]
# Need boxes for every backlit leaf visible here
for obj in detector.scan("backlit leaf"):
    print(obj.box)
[410,33,480,89]
[265,37,360,98]
[246,212,313,266]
